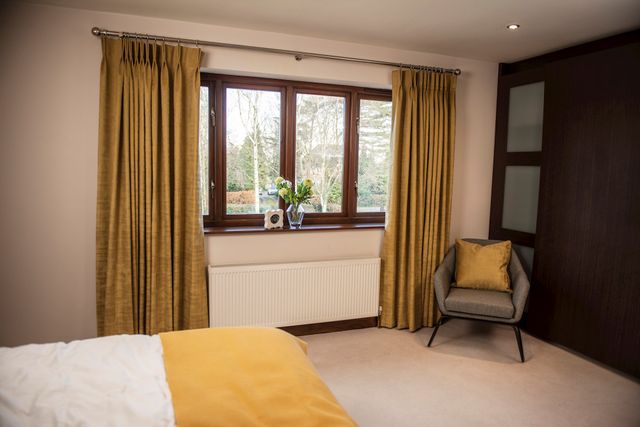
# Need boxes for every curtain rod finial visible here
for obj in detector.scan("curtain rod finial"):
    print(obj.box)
[91,27,101,36]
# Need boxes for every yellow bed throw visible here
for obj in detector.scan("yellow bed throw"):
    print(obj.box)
[159,327,356,427]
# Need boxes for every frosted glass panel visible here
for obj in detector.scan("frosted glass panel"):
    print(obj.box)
[507,82,544,152]
[502,166,540,233]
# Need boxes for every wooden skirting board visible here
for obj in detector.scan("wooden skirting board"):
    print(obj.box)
[280,317,378,336]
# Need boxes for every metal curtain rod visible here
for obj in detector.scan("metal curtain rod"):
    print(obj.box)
[91,27,462,75]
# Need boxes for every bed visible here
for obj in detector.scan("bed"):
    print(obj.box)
[0,327,356,426]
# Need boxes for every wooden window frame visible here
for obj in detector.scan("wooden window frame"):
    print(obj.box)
[200,73,391,228]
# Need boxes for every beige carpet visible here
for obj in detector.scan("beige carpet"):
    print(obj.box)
[302,320,640,427]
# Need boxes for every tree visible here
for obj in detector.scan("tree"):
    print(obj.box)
[198,87,210,215]
[296,94,345,212]
[357,100,392,212]
[226,89,280,213]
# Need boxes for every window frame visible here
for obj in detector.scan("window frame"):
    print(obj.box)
[200,73,391,228]
[353,93,394,219]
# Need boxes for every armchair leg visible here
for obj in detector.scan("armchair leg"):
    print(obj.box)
[427,316,448,347]
[513,325,525,362]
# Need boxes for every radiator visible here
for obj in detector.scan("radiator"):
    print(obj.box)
[208,258,380,328]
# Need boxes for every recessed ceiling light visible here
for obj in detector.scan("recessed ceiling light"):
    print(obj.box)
[506,23,520,30]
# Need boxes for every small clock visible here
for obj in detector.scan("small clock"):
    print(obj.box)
[264,209,284,229]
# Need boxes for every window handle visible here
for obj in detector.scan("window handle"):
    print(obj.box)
[210,181,215,191]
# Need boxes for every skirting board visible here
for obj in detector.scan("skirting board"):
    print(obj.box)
[280,316,378,336]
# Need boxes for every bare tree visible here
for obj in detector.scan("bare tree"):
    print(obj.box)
[236,91,262,212]
[296,95,345,212]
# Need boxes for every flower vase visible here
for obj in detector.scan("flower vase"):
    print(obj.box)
[287,203,305,228]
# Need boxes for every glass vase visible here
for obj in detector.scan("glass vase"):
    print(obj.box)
[286,203,305,228]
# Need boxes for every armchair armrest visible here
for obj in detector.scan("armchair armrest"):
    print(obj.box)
[509,250,531,323]
[433,247,456,314]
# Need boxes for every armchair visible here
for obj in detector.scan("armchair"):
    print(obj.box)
[428,239,531,362]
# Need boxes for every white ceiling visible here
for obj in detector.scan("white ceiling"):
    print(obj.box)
[26,0,640,62]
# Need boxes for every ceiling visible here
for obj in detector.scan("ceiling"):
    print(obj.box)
[26,0,640,62]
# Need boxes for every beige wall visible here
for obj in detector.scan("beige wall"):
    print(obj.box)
[0,2,498,346]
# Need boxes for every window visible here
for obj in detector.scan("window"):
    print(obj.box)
[225,87,281,215]
[295,93,345,213]
[199,74,392,228]
[357,99,392,213]
[198,86,210,216]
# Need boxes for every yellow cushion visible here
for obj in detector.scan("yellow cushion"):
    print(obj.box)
[455,239,512,292]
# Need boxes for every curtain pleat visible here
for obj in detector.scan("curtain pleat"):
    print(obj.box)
[96,38,207,336]
[380,70,457,331]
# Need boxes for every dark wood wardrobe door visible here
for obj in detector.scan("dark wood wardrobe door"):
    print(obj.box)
[527,41,640,377]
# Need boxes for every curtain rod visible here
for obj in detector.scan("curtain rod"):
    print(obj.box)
[91,27,462,76]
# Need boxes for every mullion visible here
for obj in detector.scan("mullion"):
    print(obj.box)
[340,91,352,217]
[346,91,360,218]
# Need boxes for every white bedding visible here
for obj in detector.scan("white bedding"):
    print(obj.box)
[0,334,176,427]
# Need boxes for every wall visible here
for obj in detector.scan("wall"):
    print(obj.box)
[0,1,498,346]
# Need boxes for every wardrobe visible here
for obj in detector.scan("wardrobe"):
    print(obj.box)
[489,30,640,377]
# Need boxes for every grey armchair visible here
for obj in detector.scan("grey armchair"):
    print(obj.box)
[428,239,531,362]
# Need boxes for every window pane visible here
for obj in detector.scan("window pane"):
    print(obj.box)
[357,99,392,213]
[295,93,345,213]
[225,88,281,215]
[199,86,209,216]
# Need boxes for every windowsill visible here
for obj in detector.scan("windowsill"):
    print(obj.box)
[204,223,385,235]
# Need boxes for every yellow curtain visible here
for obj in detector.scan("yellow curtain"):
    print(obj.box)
[380,69,457,331]
[96,38,208,336]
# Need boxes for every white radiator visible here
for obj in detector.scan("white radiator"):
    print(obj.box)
[208,258,380,328]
